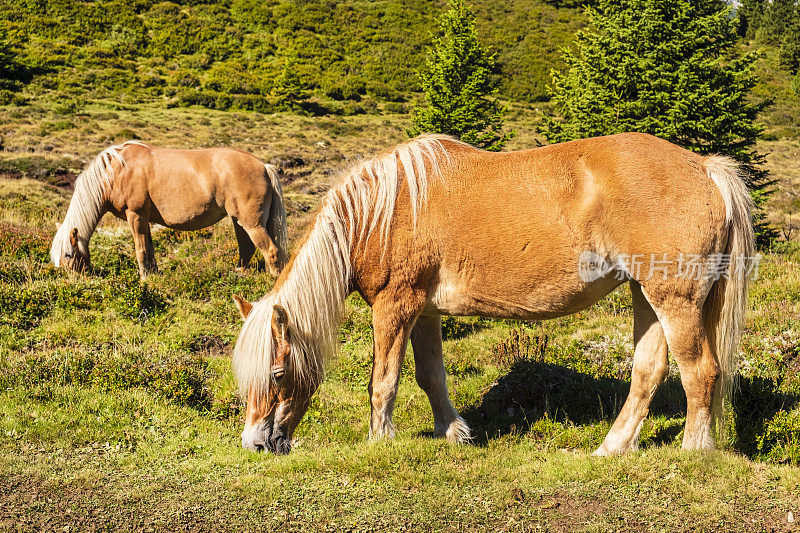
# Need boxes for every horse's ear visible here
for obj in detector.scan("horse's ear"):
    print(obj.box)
[271,305,290,372]
[272,305,289,329]
[55,222,61,231]
[271,305,289,343]
[233,294,253,320]
[69,227,79,248]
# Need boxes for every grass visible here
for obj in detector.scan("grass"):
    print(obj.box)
[1,99,800,530]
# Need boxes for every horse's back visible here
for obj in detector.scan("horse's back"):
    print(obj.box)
[113,144,270,229]
[434,133,725,254]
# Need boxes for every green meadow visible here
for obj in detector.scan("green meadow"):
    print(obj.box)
[0,98,799,530]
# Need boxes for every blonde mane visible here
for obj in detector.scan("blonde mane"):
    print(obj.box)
[50,141,149,265]
[232,134,468,397]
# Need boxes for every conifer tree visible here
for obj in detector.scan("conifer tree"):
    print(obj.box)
[409,0,513,151]
[540,0,775,244]
[271,50,310,111]
[0,27,25,102]
[779,19,800,73]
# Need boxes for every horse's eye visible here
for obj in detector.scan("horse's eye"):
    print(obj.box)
[64,250,74,258]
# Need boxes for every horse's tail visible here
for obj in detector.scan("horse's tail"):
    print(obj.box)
[264,163,289,269]
[703,155,756,439]
[50,142,136,266]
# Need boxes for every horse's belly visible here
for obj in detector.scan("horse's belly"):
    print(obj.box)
[149,203,226,230]
[427,267,621,320]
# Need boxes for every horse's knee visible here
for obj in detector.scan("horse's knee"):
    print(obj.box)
[415,369,445,395]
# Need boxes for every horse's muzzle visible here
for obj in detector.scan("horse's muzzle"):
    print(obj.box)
[242,419,291,454]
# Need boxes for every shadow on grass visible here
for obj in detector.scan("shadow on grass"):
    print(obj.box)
[733,376,800,460]
[461,359,686,447]
[459,358,800,460]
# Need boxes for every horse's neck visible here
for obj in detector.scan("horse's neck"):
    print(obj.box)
[275,199,352,358]
[63,181,107,243]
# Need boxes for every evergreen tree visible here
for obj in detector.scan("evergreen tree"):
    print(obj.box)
[754,0,798,45]
[540,0,775,245]
[271,50,311,111]
[738,0,767,38]
[409,0,513,151]
[779,19,800,73]
[0,27,26,103]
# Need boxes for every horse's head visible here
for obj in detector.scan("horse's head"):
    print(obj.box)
[62,227,91,272]
[233,295,319,454]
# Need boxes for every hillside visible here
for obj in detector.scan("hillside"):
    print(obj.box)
[0,0,584,111]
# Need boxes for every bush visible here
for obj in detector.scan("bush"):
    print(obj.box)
[0,349,214,409]
[441,316,471,340]
[0,223,51,262]
[105,270,168,320]
[384,102,407,114]
[491,328,548,368]
[757,409,800,464]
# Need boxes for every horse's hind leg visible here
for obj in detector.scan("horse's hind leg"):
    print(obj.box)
[232,217,256,269]
[642,284,719,450]
[595,282,669,455]
[242,224,280,276]
[410,314,471,443]
[660,309,718,449]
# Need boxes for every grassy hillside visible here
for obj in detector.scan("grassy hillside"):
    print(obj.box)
[0,0,584,111]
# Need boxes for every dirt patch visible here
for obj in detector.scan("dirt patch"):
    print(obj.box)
[532,491,614,531]
[187,335,230,358]
[0,170,78,190]
[0,471,250,532]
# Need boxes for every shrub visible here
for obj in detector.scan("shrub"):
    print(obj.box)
[491,328,548,368]
[0,223,51,262]
[757,409,800,464]
[105,270,168,321]
[0,349,214,409]
[441,316,471,340]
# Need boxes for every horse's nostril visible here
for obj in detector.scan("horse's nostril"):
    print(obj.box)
[254,444,266,452]
[271,435,292,455]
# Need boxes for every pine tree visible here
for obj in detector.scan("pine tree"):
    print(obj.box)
[540,0,775,245]
[738,0,767,38]
[779,19,800,74]
[409,0,513,151]
[755,0,798,45]
[0,27,25,102]
[271,50,311,111]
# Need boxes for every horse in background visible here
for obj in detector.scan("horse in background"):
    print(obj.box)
[231,133,755,456]
[50,141,288,279]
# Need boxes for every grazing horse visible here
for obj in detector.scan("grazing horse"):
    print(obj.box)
[232,133,755,455]
[50,141,288,278]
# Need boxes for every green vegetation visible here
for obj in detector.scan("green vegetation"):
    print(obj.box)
[0,0,584,112]
[541,0,776,245]
[409,0,513,150]
[0,110,799,527]
[0,26,28,105]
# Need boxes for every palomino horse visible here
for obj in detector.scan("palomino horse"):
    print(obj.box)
[50,141,288,279]
[232,133,755,455]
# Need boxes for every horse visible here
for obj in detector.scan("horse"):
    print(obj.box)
[231,133,756,455]
[50,141,288,279]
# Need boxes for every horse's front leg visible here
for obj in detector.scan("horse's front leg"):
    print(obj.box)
[410,314,471,442]
[368,295,422,441]
[126,211,156,280]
